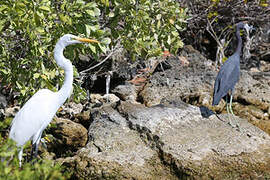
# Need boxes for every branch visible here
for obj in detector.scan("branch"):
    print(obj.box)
[79,41,121,75]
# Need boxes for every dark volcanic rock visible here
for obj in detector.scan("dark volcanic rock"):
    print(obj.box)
[60,101,270,179]
[140,45,270,131]
[57,45,270,179]
[61,104,178,179]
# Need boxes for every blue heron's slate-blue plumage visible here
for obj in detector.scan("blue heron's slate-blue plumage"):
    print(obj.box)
[212,22,245,106]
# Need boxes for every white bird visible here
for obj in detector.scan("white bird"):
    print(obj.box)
[9,34,98,167]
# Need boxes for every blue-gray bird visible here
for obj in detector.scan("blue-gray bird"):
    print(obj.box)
[212,22,249,124]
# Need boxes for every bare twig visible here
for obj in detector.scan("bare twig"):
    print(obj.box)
[79,38,122,76]
[206,18,226,66]
[80,48,115,74]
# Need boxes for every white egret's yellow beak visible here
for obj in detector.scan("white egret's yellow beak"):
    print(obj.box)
[76,37,99,43]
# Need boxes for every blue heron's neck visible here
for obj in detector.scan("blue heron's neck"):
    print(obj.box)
[235,26,242,56]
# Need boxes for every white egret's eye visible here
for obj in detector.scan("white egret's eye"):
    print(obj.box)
[70,37,76,41]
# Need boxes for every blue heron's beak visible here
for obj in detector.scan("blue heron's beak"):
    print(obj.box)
[244,24,255,33]
[250,26,256,31]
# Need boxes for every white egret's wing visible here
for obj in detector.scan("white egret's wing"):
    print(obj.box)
[9,89,58,146]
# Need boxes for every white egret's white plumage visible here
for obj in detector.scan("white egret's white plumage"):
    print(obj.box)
[9,34,98,167]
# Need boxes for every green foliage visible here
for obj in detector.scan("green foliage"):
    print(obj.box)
[0,117,12,130]
[0,0,109,103]
[0,0,187,104]
[0,138,69,180]
[97,0,187,60]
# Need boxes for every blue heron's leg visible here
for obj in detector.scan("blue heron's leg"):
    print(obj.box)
[226,95,229,114]
[229,89,241,130]
[229,93,235,115]
[226,91,236,127]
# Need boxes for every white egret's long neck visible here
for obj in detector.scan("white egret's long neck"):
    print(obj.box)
[54,43,73,105]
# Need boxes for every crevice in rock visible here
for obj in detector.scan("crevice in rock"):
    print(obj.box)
[136,93,145,104]
[93,143,102,153]
[158,149,192,179]
[119,110,190,179]
[235,96,251,106]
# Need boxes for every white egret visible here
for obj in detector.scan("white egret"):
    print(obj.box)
[9,34,98,167]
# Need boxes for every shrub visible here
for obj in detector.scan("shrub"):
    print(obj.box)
[0,138,69,180]
[0,0,109,103]
[97,0,188,60]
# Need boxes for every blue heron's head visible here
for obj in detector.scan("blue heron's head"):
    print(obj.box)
[236,22,255,33]
[236,22,246,29]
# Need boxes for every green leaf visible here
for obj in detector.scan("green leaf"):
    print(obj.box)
[109,12,115,17]
[21,89,26,96]
[0,5,8,12]
[98,44,107,53]
[94,8,100,16]
[39,6,51,12]
[88,44,96,53]
[156,14,162,20]
[36,27,45,34]
[0,68,8,75]
[33,73,40,79]
[101,38,111,45]
[59,14,72,25]
[171,31,178,37]
[85,10,95,16]
[167,35,171,45]
[16,81,22,89]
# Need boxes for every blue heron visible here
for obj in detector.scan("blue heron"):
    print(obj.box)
[212,22,249,126]
[9,34,98,167]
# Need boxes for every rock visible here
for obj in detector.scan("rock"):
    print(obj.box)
[4,106,20,117]
[49,118,88,155]
[140,45,270,132]
[259,60,270,72]
[90,94,103,107]
[102,93,120,104]
[63,105,179,179]
[74,110,91,128]
[62,101,270,179]
[112,84,138,102]
[57,102,83,118]
[90,93,120,108]
[0,94,7,109]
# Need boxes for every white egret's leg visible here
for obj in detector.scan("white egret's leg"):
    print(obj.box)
[31,130,43,158]
[34,134,42,157]
[18,147,23,167]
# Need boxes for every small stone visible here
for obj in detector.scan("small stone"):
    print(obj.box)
[0,94,7,109]
[58,102,83,117]
[50,118,88,149]
[250,67,260,72]
[4,106,20,117]
[112,84,137,102]
[102,94,120,104]
[90,94,103,104]
[75,110,91,122]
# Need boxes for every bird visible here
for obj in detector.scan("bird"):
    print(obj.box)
[212,22,248,126]
[9,34,98,167]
